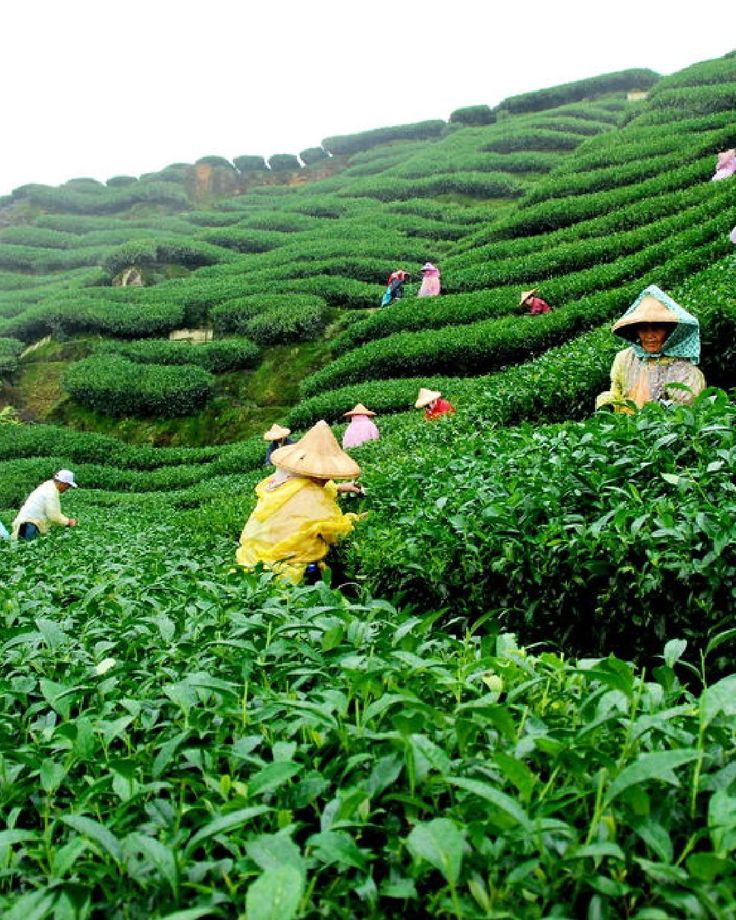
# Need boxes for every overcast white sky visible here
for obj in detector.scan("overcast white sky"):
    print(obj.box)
[1,1,733,195]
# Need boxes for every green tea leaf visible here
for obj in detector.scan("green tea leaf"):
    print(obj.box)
[62,815,122,863]
[246,864,304,920]
[406,818,464,886]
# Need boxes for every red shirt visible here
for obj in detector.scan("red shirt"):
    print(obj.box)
[527,297,551,315]
[425,398,455,420]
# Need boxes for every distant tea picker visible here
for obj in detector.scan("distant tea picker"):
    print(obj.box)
[417,262,441,297]
[596,285,705,412]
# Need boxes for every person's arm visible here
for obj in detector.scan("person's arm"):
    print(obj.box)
[336,481,364,495]
[44,486,71,527]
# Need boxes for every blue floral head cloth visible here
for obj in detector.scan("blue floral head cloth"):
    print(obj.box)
[612,285,701,364]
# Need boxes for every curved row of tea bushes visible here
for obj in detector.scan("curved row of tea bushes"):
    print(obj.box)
[301,226,730,393]
[647,55,736,92]
[211,294,328,345]
[96,337,260,373]
[562,115,734,174]
[34,213,198,235]
[334,171,524,202]
[387,150,567,180]
[195,226,290,253]
[488,158,714,238]
[101,237,235,277]
[0,295,186,343]
[522,150,714,205]
[9,180,190,214]
[0,243,110,273]
[0,456,219,509]
[456,176,728,254]
[0,422,219,468]
[322,119,446,155]
[63,354,214,417]
[447,192,735,286]
[642,85,736,121]
[496,68,659,114]
[282,275,383,309]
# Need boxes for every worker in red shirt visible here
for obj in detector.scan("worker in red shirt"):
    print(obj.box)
[519,288,552,315]
[415,387,455,420]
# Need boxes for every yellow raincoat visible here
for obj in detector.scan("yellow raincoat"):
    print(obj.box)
[236,474,359,583]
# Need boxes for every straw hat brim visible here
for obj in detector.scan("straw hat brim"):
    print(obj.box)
[270,420,361,479]
[344,403,376,417]
[263,424,292,441]
[519,289,538,306]
[612,296,679,341]
[415,388,441,409]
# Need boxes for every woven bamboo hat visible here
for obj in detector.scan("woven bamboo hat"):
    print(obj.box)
[519,288,538,306]
[415,387,441,409]
[343,403,376,417]
[263,423,291,441]
[612,294,678,342]
[270,420,361,479]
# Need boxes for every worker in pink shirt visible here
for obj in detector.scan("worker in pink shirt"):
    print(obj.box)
[519,288,552,315]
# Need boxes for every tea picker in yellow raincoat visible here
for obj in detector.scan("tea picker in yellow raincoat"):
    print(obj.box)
[596,285,706,412]
[236,420,364,584]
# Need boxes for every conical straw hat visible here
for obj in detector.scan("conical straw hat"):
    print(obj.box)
[612,294,678,341]
[519,288,538,306]
[263,423,291,441]
[415,387,441,409]
[343,403,376,417]
[270,420,361,479]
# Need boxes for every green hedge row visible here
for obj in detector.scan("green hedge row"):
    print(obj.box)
[34,213,197,235]
[211,294,327,345]
[481,129,586,154]
[389,150,566,180]
[522,150,712,205]
[268,153,301,171]
[96,337,260,373]
[195,226,287,253]
[489,159,714,238]
[322,120,446,155]
[101,237,233,276]
[639,85,736,122]
[647,55,736,92]
[449,104,495,125]
[496,68,659,114]
[0,295,186,343]
[232,155,268,172]
[63,354,214,417]
[456,177,726,253]
[448,190,734,285]
[336,171,523,202]
[299,146,328,165]
[10,180,190,214]
[0,243,109,273]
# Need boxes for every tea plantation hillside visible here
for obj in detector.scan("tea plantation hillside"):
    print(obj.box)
[1,54,736,918]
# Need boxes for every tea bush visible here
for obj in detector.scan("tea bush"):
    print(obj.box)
[322,119,446,155]
[344,391,736,664]
[496,68,659,114]
[96,337,261,373]
[63,355,214,417]
[1,516,734,918]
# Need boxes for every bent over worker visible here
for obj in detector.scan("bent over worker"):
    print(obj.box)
[237,421,363,584]
[12,469,78,541]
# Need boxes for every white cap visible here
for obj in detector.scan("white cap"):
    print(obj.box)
[54,469,78,488]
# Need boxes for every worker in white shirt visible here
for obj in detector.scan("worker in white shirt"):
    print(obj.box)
[12,469,79,541]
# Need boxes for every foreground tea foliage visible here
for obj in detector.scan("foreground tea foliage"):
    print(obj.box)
[1,512,736,918]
